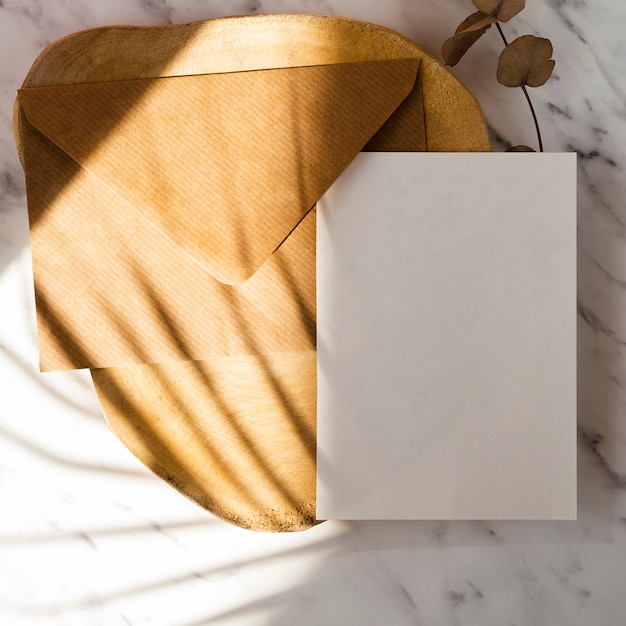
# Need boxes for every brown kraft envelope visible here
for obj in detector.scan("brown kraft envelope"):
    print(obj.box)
[18,58,421,371]
[15,15,489,531]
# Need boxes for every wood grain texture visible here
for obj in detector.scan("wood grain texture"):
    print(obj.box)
[14,14,490,531]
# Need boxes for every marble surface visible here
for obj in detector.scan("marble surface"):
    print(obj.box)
[1,0,625,624]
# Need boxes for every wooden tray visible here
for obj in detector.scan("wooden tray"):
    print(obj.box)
[15,14,490,531]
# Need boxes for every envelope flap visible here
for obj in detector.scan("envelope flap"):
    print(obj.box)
[18,58,419,284]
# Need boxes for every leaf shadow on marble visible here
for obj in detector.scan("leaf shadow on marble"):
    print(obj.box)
[0,517,219,547]
[0,420,150,478]
[8,16,329,532]
[0,527,347,619]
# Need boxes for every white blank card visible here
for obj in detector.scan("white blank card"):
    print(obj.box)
[316,152,576,520]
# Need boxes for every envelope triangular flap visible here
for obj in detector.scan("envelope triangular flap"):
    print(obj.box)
[18,58,419,284]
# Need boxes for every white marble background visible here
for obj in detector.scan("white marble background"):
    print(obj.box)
[1,0,625,624]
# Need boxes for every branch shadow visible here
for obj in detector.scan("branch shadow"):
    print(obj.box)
[0,420,148,477]
[13,14,427,534]
[0,518,218,546]
[0,527,348,616]
[0,343,102,419]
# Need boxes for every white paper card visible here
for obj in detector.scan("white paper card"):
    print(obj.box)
[316,152,576,520]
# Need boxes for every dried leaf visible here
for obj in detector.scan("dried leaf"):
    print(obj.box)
[507,145,536,151]
[496,35,555,87]
[454,11,493,34]
[473,0,525,22]
[442,12,497,66]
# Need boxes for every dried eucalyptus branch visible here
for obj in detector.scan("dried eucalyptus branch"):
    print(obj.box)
[442,0,555,152]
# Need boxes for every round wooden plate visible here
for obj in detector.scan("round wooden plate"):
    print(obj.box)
[15,14,490,531]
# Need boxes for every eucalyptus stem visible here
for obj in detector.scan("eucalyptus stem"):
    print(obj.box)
[495,22,544,152]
